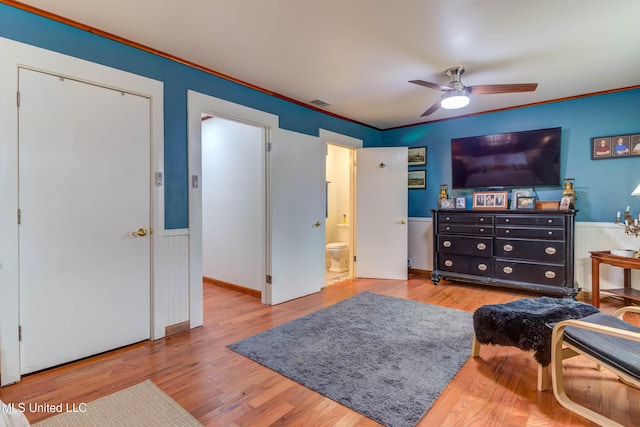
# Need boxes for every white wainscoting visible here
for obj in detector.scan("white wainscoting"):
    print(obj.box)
[162,229,191,326]
[575,222,640,292]
[407,218,639,292]
[408,218,433,271]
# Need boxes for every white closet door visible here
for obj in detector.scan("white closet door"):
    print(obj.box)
[356,147,408,279]
[18,68,151,374]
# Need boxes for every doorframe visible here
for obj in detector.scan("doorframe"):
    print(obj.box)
[319,130,362,277]
[0,37,164,386]
[187,91,279,309]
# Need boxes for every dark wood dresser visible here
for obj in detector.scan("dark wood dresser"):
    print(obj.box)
[431,209,577,296]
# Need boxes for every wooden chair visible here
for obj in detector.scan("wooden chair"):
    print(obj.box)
[550,306,640,426]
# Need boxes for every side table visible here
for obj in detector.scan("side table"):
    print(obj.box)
[590,250,640,308]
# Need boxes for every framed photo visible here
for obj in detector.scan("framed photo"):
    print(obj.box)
[510,188,533,209]
[516,196,536,210]
[408,169,426,189]
[632,134,640,156]
[454,196,467,209]
[472,191,508,210]
[559,196,572,210]
[592,133,640,159]
[440,198,455,209]
[591,137,611,159]
[408,147,426,166]
[612,135,631,157]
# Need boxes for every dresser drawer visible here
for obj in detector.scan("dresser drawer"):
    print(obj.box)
[496,215,565,227]
[438,223,493,235]
[438,235,493,256]
[439,254,493,277]
[495,238,565,262]
[495,260,565,286]
[495,226,565,239]
[440,213,494,225]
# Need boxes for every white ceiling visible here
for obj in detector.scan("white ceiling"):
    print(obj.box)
[15,0,640,129]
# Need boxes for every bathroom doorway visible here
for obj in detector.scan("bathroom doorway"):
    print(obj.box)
[325,143,355,285]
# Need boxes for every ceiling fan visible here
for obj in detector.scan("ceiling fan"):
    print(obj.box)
[410,66,538,117]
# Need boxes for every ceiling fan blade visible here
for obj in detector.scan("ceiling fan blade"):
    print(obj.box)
[420,99,441,117]
[409,79,452,92]
[467,83,538,95]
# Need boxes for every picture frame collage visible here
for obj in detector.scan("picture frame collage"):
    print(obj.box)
[408,146,426,189]
[591,133,640,159]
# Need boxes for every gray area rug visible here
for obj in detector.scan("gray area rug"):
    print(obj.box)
[227,292,473,427]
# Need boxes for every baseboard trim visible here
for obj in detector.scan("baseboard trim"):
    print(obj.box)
[203,276,262,298]
[409,268,431,276]
[165,320,190,337]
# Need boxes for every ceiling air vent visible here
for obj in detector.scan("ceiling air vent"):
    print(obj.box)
[309,99,332,108]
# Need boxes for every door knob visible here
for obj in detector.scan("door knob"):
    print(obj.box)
[313,221,322,227]
[130,228,148,237]
[399,219,407,224]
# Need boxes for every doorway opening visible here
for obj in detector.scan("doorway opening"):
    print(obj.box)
[200,113,266,297]
[325,143,355,285]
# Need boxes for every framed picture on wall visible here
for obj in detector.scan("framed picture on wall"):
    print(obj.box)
[408,169,426,189]
[632,134,640,155]
[591,137,612,159]
[408,147,426,166]
[592,133,640,159]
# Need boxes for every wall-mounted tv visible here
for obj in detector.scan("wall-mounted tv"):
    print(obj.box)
[451,127,561,189]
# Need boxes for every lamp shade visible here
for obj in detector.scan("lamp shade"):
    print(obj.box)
[440,90,470,109]
[632,183,640,195]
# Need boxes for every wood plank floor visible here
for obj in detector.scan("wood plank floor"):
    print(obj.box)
[1,274,638,426]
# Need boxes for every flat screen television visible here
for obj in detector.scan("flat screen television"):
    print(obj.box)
[451,127,561,189]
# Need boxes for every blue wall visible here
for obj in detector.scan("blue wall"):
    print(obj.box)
[0,4,381,229]
[2,3,638,226]
[382,89,640,222]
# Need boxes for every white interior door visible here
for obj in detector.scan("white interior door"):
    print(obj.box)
[269,128,325,304]
[356,147,408,279]
[18,68,151,374]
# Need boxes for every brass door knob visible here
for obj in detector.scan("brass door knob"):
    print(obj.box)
[130,228,148,237]
[313,221,322,227]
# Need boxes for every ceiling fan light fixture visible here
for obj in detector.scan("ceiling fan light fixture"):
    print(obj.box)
[440,90,470,109]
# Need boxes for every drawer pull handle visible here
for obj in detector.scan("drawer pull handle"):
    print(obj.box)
[505,230,510,234]
[443,240,452,248]
[503,244,513,252]
[446,226,451,231]
[503,266,513,274]
[480,228,484,232]
[545,247,557,255]
[444,260,453,267]
[480,218,484,222]
[548,219,553,223]
[477,263,487,271]
[545,271,556,279]
[445,217,451,221]
[548,231,553,236]
[477,243,487,250]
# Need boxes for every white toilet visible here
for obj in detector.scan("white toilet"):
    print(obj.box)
[326,224,349,273]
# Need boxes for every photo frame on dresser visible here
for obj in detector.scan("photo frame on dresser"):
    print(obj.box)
[472,191,508,210]
[516,196,536,210]
[510,188,533,209]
